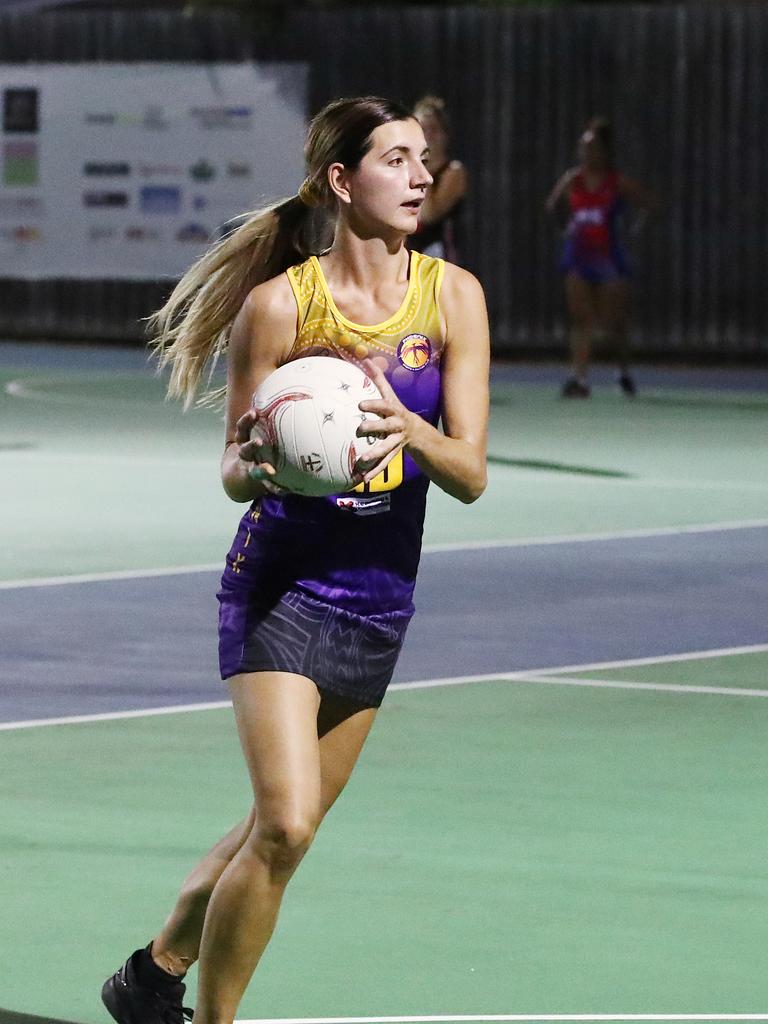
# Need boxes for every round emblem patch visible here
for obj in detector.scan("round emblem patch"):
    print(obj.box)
[397,333,431,371]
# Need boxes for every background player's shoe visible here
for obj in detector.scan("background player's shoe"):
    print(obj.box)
[102,948,193,1024]
[561,377,591,399]
[618,372,637,397]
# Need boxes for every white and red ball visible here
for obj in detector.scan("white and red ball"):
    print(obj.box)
[250,356,381,497]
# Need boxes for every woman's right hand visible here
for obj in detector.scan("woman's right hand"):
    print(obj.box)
[232,409,287,497]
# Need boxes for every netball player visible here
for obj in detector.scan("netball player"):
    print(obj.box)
[546,117,658,398]
[101,96,490,1024]
[410,95,468,263]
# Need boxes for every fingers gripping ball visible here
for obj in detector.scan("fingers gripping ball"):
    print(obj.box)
[250,357,382,497]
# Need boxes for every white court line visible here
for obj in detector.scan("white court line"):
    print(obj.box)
[511,675,768,699]
[4,644,768,732]
[5,376,159,405]
[423,518,768,553]
[2,519,768,591]
[0,700,231,732]
[522,643,768,677]
[0,449,214,466]
[234,1014,768,1023]
[0,563,221,590]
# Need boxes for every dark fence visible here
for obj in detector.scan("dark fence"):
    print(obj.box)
[1,3,766,357]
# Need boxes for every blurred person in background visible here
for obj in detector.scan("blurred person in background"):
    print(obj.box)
[410,95,468,264]
[546,116,659,398]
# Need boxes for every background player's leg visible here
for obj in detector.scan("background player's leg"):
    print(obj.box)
[564,272,596,395]
[149,694,376,978]
[193,676,377,1024]
[596,277,633,391]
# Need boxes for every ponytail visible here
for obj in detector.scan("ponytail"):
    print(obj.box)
[150,94,414,409]
[149,193,329,408]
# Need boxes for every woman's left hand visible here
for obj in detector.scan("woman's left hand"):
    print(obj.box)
[355,361,418,483]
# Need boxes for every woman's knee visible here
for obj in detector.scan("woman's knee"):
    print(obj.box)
[244,811,319,875]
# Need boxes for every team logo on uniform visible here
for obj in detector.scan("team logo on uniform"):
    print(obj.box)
[397,333,431,371]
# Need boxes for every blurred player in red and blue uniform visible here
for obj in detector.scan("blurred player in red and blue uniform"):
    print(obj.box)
[546,117,659,398]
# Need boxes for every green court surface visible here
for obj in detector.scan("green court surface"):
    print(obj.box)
[3,349,768,1023]
[3,650,768,1022]
[2,358,768,581]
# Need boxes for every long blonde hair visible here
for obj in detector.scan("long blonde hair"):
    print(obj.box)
[150,95,413,407]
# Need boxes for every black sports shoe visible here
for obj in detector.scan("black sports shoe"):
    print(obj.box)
[561,377,591,399]
[618,373,637,397]
[102,948,193,1024]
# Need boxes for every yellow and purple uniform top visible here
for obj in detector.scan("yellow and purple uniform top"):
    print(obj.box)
[285,249,445,493]
[219,250,447,634]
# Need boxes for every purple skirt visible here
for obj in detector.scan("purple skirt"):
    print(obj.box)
[217,585,412,707]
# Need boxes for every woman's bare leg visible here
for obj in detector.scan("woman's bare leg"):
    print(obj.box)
[168,677,376,1024]
[596,278,631,373]
[150,810,256,976]
[149,693,375,979]
[565,272,597,382]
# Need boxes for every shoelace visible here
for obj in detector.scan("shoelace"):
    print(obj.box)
[158,986,194,1024]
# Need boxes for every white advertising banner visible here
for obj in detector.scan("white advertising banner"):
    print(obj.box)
[0,62,308,279]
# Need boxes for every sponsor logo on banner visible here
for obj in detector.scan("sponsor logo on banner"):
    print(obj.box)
[176,222,210,243]
[84,162,131,177]
[3,141,38,186]
[191,195,244,213]
[3,88,39,133]
[85,111,161,128]
[0,225,42,242]
[189,106,253,130]
[0,195,44,216]
[83,191,129,208]
[125,225,161,241]
[88,226,118,242]
[140,186,181,214]
[189,159,216,182]
[143,106,170,131]
[84,112,133,126]
[227,161,251,178]
[139,163,183,177]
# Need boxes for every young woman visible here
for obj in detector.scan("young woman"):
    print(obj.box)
[409,95,468,264]
[101,96,490,1024]
[546,117,658,398]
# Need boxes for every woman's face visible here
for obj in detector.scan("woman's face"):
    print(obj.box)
[578,129,607,168]
[417,112,447,154]
[336,118,433,235]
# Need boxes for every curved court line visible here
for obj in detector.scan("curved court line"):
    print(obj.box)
[0,449,214,466]
[4,375,164,406]
[4,644,768,732]
[2,518,768,590]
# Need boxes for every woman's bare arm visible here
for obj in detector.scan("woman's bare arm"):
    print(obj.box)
[221,275,296,502]
[358,264,490,504]
[419,161,468,227]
